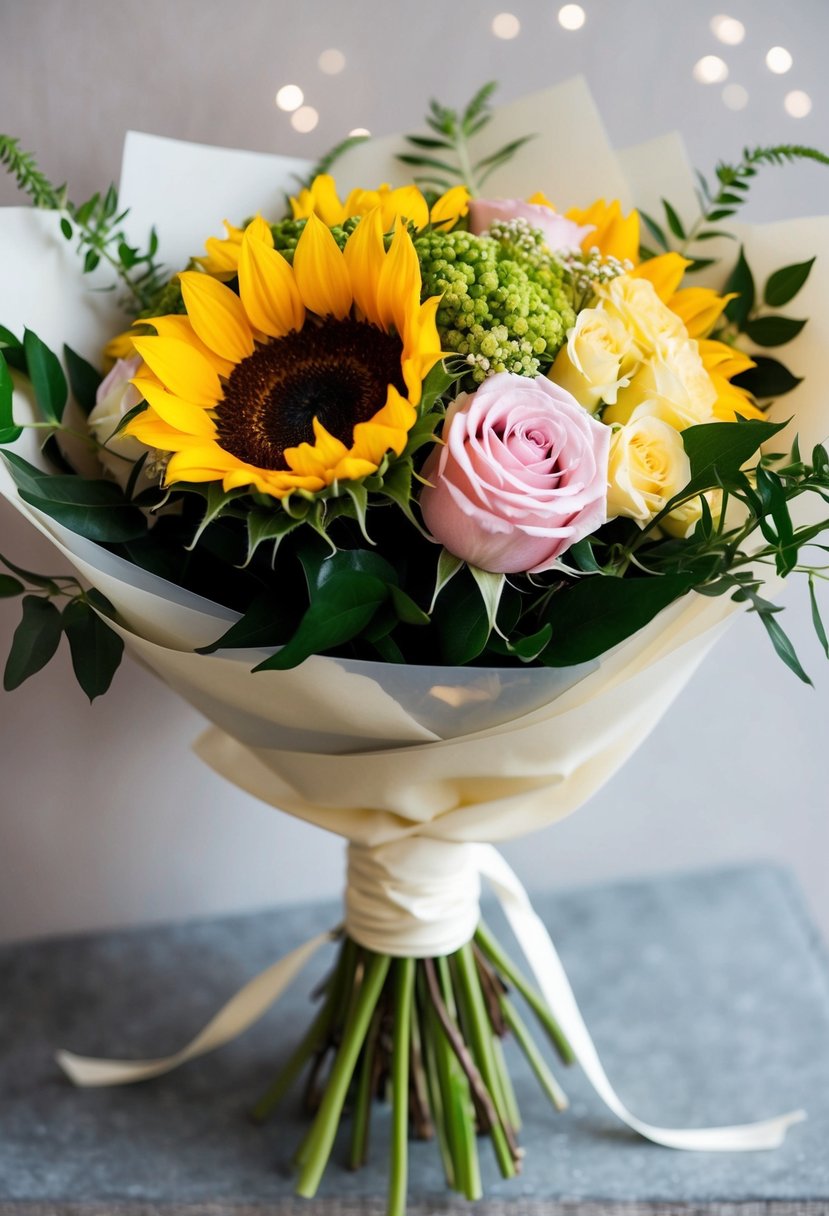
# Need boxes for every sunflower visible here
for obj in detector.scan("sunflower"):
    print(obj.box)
[125,210,444,499]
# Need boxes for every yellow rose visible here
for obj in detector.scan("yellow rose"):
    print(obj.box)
[549,308,640,412]
[603,337,717,431]
[596,275,685,356]
[606,415,691,526]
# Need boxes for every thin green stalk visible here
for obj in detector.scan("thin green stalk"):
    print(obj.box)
[428,959,482,1200]
[501,994,569,1112]
[493,1035,521,1133]
[416,976,454,1188]
[252,939,352,1123]
[388,959,415,1216]
[348,1003,381,1169]
[295,952,390,1199]
[453,945,518,1178]
[476,922,574,1065]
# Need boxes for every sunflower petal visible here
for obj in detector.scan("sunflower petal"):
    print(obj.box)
[132,336,221,408]
[292,213,353,320]
[179,271,255,363]
[376,224,421,336]
[343,207,385,325]
[142,315,235,379]
[632,252,692,302]
[380,185,429,231]
[430,185,471,230]
[670,288,736,339]
[238,228,305,338]
[131,377,217,438]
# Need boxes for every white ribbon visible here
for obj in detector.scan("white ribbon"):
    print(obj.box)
[57,846,805,1152]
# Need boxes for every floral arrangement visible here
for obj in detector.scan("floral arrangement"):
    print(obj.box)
[0,82,826,1214]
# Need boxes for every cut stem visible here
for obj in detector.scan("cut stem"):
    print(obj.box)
[501,994,569,1112]
[388,959,415,1216]
[476,921,575,1065]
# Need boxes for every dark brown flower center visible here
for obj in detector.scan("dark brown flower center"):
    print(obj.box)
[215,318,406,471]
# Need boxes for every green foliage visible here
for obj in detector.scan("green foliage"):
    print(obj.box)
[62,598,124,700]
[0,135,165,313]
[2,450,147,543]
[3,594,63,690]
[64,345,103,416]
[398,82,534,194]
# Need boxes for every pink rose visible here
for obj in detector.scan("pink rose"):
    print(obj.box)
[468,198,593,254]
[420,373,610,574]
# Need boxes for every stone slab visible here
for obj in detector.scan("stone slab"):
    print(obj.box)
[1,865,828,1214]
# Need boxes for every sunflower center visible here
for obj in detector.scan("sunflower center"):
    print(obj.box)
[215,318,406,471]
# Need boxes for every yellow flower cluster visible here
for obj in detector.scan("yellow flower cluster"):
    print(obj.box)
[549,200,760,537]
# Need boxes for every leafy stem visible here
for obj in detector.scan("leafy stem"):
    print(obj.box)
[0,135,165,313]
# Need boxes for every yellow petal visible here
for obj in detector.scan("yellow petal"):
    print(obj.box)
[698,338,756,379]
[376,224,420,336]
[127,411,212,452]
[198,220,245,278]
[244,214,274,248]
[238,228,305,338]
[430,185,471,230]
[343,207,385,325]
[632,252,693,302]
[290,175,346,227]
[292,212,353,319]
[179,271,255,363]
[379,185,429,231]
[328,454,377,482]
[131,376,217,438]
[132,336,221,408]
[102,329,137,370]
[142,315,235,379]
[567,198,640,263]
[669,288,736,339]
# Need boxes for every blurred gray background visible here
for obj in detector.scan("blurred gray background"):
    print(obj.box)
[1,0,827,944]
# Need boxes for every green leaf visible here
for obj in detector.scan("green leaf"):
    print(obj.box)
[83,248,100,274]
[3,594,63,690]
[679,418,786,498]
[662,198,686,240]
[732,355,802,399]
[196,592,289,654]
[18,476,148,543]
[63,345,103,415]
[694,229,737,242]
[723,247,755,327]
[61,598,124,700]
[0,573,24,597]
[0,353,22,443]
[567,538,603,573]
[743,315,807,348]
[808,575,829,660]
[639,210,668,250]
[764,257,815,308]
[389,584,430,626]
[244,505,303,564]
[23,329,68,424]
[60,216,73,240]
[508,623,553,662]
[757,609,812,684]
[254,571,389,671]
[0,550,62,593]
[430,566,490,664]
[540,574,697,667]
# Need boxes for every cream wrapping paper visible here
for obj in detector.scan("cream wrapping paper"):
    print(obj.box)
[0,77,822,1153]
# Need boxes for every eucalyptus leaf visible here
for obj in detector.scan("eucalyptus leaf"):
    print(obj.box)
[763,258,815,308]
[62,598,124,700]
[23,329,67,424]
[3,594,63,690]
[743,315,807,348]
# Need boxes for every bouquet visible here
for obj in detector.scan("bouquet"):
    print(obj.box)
[1,79,826,1213]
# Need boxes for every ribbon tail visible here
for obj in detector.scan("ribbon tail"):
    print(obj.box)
[57,928,337,1087]
[474,844,806,1151]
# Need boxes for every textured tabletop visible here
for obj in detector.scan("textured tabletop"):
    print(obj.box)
[1,865,828,1215]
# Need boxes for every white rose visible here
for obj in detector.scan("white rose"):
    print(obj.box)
[549,308,640,412]
[595,275,685,356]
[603,337,717,431]
[87,356,148,491]
[606,415,691,526]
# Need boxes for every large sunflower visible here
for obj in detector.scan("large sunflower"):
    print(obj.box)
[126,210,443,499]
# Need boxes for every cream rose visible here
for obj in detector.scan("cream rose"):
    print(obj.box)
[87,356,148,491]
[549,308,640,412]
[603,337,717,431]
[606,415,691,526]
[596,275,685,356]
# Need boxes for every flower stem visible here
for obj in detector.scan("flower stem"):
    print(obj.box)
[388,959,415,1216]
[476,921,575,1065]
[295,951,390,1198]
[501,993,569,1112]
[348,1002,381,1169]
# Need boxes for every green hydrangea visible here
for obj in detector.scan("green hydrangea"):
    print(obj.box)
[414,219,576,382]
[270,216,359,262]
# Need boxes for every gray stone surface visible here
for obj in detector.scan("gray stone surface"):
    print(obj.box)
[1,866,828,1215]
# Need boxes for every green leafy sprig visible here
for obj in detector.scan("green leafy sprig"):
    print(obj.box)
[0,135,165,313]
[398,82,534,196]
[640,143,829,269]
